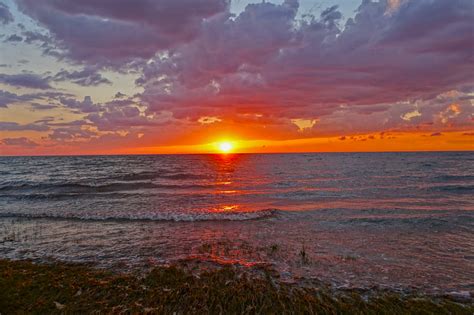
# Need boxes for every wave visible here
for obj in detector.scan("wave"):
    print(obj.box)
[109,171,209,181]
[0,181,214,195]
[161,173,209,180]
[0,208,280,222]
[0,192,141,201]
[428,184,474,193]
[111,172,161,181]
[434,175,474,182]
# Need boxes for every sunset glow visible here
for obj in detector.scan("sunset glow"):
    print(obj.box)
[0,0,472,155]
[0,2,473,312]
[218,141,234,154]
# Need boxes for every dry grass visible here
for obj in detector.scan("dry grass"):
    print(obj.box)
[0,259,472,314]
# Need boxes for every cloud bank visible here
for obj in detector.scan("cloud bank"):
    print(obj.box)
[1,0,473,152]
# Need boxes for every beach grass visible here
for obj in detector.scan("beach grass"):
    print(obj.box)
[0,259,472,314]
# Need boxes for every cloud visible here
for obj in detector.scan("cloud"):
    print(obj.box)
[0,90,32,107]
[3,0,473,150]
[59,96,101,113]
[49,126,97,141]
[114,92,127,99]
[0,89,72,107]
[138,0,473,126]
[29,102,57,110]
[22,30,53,44]
[0,2,13,24]
[53,67,112,86]
[0,67,109,90]
[86,99,168,131]
[401,109,421,121]
[0,121,49,131]
[4,34,23,42]
[0,65,111,91]
[16,0,229,65]
[1,137,39,147]
[0,73,52,89]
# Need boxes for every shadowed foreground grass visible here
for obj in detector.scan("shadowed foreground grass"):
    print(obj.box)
[0,259,472,314]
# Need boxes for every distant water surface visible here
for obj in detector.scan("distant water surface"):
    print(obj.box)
[0,152,473,294]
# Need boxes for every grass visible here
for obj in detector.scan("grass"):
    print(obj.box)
[269,244,279,254]
[299,244,309,264]
[0,259,472,314]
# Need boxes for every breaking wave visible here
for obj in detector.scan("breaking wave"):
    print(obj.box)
[0,181,214,194]
[0,208,280,222]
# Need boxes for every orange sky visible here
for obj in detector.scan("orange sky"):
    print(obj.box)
[0,0,473,156]
[103,131,474,155]
[1,131,472,156]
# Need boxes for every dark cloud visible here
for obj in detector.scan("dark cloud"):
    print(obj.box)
[22,30,53,44]
[17,0,229,65]
[0,121,49,131]
[29,102,57,110]
[320,5,342,28]
[1,137,39,147]
[53,67,112,86]
[86,99,165,131]
[0,90,32,107]
[0,3,13,24]
[114,92,127,99]
[59,96,101,113]
[1,66,109,90]
[44,119,89,127]
[49,126,97,141]
[138,0,473,124]
[4,34,23,42]
[0,89,73,107]
[0,73,51,89]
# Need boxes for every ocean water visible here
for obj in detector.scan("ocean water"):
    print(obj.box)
[0,152,473,294]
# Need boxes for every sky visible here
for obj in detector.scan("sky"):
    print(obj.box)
[0,0,473,155]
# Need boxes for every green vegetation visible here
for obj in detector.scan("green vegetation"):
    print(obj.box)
[0,259,472,314]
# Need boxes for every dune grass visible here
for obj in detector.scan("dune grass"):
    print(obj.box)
[0,259,472,314]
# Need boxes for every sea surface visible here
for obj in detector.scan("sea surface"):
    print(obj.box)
[0,152,473,294]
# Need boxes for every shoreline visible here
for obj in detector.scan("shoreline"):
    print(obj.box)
[1,259,472,314]
[2,214,473,299]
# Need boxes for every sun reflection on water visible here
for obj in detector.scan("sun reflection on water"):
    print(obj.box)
[221,205,240,211]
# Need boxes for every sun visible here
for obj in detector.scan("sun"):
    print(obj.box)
[218,141,234,153]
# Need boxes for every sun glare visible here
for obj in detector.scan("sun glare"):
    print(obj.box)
[218,141,234,153]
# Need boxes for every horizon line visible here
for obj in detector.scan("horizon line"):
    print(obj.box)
[1,149,472,158]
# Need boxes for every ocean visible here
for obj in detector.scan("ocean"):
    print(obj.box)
[0,152,472,294]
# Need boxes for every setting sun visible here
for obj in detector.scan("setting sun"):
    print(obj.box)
[218,141,234,153]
